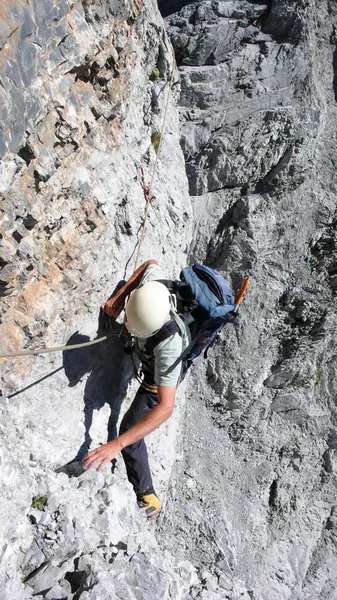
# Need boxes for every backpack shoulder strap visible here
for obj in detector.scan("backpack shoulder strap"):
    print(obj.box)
[164,310,238,376]
[156,279,179,292]
[145,312,196,354]
[145,319,180,353]
[157,279,198,308]
[164,326,203,376]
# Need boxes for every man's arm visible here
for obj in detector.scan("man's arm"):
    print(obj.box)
[101,259,158,317]
[82,385,176,471]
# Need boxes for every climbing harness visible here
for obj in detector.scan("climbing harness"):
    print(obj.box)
[123,337,157,393]
[131,354,158,394]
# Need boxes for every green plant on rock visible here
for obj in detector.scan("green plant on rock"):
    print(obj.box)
[314,368,322,387]
[31,495,48,510]
[149,68,160,82]
[151,131,161,153]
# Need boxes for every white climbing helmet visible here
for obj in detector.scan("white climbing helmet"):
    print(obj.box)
[125,281,171,338]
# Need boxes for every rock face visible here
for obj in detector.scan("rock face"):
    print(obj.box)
[159,1,337,598]
[1,0,337,599]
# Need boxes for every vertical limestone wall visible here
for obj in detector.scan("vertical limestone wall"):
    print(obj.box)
[1,0,337,599]
[0,2,195,598]
[157,1,337,599]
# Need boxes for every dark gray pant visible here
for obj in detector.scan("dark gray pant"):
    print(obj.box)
[120,384,158,496]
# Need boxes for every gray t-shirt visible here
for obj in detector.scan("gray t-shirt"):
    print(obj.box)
[134,264,191,386]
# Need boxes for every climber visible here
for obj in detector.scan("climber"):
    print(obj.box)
[82,259,191,518]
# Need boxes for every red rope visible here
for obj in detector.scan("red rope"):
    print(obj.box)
[139,167,156,203]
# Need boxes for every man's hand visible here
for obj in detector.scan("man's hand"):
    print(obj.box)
[83,385,176,472]
[101,294,125,318]
[83,439,122,471]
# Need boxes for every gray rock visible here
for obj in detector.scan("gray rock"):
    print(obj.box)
[0,393,9,405]
[0,0,337,599]
[23,541,46,571]
[45,583,70,599]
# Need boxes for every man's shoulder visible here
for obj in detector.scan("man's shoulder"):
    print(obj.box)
[155,328,183,353]
[140,263,167,284]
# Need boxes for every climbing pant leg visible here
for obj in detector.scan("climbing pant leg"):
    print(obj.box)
[120,384,158,495]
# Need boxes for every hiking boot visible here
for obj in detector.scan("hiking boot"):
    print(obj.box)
[137,492,161,518]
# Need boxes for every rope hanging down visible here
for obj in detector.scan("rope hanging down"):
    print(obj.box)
[127,60,176,388]
[0,60,177,360]
[133,59,176,273]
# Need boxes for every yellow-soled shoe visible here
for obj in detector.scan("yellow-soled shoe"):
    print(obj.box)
[137,493,161,518]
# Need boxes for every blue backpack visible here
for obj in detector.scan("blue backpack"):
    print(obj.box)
[145,263,238,374]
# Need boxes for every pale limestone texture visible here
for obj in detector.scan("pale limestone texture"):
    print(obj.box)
[1,1,337,599]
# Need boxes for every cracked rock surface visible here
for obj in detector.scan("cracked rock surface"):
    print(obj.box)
[1,0,337,599]
[159,1,337,599]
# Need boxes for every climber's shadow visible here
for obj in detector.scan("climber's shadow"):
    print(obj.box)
[57,281,134,476]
